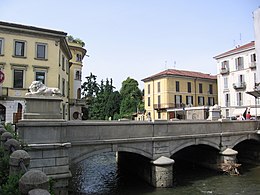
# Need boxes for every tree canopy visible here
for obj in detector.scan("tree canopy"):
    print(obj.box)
[81,74,143,120]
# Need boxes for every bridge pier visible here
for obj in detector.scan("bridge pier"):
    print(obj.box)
[117,152,174,187]
[151,156,175,187]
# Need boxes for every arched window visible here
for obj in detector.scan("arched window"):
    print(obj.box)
[76,54,82,62]
[77,88,81,99]
[75,71,81,80]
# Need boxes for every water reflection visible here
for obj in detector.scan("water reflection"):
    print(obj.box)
[69,152,260,195]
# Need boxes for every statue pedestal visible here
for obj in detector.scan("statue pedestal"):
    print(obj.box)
[24,96,62,119]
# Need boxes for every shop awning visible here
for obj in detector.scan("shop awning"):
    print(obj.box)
[231,108,247,116]
[246,90,260,98]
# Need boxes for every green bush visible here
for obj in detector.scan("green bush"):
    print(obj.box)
[0,173,22,195]
[0,145,9,186]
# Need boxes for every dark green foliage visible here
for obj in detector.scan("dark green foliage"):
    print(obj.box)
[81,74,121,120]
[49,178,55,195]
[119,77,142,119]
[81,74,142,120]
[0,146,9,186]
[0,173,22,195]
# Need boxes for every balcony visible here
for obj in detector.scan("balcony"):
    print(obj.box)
[233,82,246,90]
[69,98,86,106]
[153,103,183,110]
[0,87,9,100]
[249,62,256,69]
[220,67,229,75]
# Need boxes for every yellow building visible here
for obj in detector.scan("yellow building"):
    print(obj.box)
[0,21,72,123]
[142,69,218,120]
[67,37,87,120]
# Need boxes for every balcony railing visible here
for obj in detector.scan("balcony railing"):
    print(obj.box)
[69,98,86,106]
[249,62,256,69]
[220,67,229,75]
[233,82,246,90]
[0,87,9,99]
[153,103,183,110]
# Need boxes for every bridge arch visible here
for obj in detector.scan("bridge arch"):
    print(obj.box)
[229,134,260,149]
[70,144,153,165]
[170,139,220,156]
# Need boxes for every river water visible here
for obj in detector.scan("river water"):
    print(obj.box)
[69,152,260,195]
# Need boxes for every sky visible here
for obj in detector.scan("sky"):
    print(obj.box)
[0,0,259,90]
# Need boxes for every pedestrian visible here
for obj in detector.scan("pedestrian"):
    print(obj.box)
[246,112,251,120]
[237,114,245,120]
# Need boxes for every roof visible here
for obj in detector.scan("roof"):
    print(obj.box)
[0,21,72,60]
[142,69,217,82]
[214,41,255,59]
[0,21,67,36]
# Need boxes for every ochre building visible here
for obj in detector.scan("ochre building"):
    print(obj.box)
[142,69,218,120]
[0,21,87,123]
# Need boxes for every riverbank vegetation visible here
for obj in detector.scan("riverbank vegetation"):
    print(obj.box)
[0,124,21,195]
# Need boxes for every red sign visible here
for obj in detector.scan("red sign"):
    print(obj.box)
[0,71,4,84]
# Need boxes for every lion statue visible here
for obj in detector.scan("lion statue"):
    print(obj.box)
[26,81,61,96]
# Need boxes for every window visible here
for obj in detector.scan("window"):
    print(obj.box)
[0,38,4,55]
[186,96,193,105]
[14,41,26,57]
[62,55,65,70]
[208,97,214,106]
[158,95,161,105]
[158,111,161,119]
[225,94,230,107]
[148,97,151,106]
[75,70,81,80]
[175,95,182,107]
[198,96,204,106]
[157,82,160,93]
[176,81,180,92]
[235,57,244,70]
[13,69,24,88]
[251,53,256,62]
[35,71,46,84]
[224,78,228,89]
[36,43,47,59]
[77,88,81,99]
[148,84,150,94]
[58,74,60,89]
[199,83,203,93]
[236,92,243,106]
[208,84,213,94]
[76,54,82,62]
[238,74,244,85]
[221,60,229,69]
[187,82,191,93]
[62,78,65,96]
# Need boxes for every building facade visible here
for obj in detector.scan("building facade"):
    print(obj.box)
[214,41,258,118]
[0,21,72,123]
[142,69,218,120]
[67,39,87,120]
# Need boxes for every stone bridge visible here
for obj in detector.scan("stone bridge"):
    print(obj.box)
[17,120,260,192]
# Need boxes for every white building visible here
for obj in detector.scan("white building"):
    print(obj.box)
[214,41,258,118]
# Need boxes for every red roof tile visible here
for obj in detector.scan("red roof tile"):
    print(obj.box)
[214,41,255,59]
[142,69,217,81]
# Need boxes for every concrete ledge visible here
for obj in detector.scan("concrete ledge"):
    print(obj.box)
[28,143,71,149]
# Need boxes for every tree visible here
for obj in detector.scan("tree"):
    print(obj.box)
[81,73,100,119]
[81,75,121,120]
[119,77,142,119]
